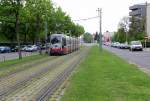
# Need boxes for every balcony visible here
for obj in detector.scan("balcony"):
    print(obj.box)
[129,10,141,16]
[129,5,139,10]
[129,4,145,10]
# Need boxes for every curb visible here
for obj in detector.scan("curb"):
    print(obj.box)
[143,48,150,52]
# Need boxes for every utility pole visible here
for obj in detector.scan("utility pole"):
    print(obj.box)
[97,8,102,51]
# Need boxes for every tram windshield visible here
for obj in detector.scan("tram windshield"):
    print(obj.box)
[51,36,61,44]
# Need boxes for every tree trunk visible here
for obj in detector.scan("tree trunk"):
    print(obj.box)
[36,15,42,55]
[15,11,22,59]
[24,23,28,44]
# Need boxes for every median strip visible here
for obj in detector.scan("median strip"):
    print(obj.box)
[61,46,150,101]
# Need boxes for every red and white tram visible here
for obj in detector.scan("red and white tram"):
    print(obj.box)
[49,34,79,55]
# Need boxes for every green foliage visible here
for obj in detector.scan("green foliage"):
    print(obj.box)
[0,33,9,42]
[83,32,93,43]
[128,16,145,41]
[112,28,126,43]
[141,40,150,47]
[113,16,146,42]
[0,0,85,43]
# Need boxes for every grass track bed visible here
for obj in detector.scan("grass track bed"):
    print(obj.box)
[0,55,54,78]
[62,46,150,101]
[1,48,90,100]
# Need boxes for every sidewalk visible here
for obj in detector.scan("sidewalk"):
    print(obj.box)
[143,48,150,51]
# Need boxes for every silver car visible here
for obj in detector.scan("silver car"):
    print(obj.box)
[129,41,143,51]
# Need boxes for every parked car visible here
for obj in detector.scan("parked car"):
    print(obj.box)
[0,46,11,53]
[103,42,111,46]
[26,45,38,52]
[41,45,46,50]
[21,45,28,51]
[110,42,115,47]
[10,46,18,52]
[112,42,120,48]
[119,43,129,49]
[129,41,143,51]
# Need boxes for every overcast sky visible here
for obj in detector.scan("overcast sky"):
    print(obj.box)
[52,0,149,34]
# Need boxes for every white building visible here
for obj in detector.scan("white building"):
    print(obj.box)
[147,3,150,37]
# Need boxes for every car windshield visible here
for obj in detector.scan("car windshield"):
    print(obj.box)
[0,47,5,49]
[131,41,141,45]
[51,36,61,44]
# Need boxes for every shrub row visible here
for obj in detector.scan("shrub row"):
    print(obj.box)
[141,40,150,47]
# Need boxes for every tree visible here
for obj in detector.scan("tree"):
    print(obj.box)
[83,32,93,43]
[129,16,145,40]
[70,23,85,37]
[0,0,85,44]
[112,28,126,43]
[112,16,129,43]
[0,0,25,59]
[118,16,129,43]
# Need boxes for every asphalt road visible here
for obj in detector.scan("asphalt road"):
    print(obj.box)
[0,52,39,62]
[103,45,150,71]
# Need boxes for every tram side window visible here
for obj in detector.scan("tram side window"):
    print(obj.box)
[62,38,66,47]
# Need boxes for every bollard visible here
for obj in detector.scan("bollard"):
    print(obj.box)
[3,56,5,62]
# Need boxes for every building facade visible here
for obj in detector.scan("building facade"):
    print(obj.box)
[129,3,146,32]
[129,4,146,18]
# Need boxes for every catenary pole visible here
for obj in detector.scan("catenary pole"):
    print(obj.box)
[97,8,102,51]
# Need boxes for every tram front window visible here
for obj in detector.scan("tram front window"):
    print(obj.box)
[51,37,61,44]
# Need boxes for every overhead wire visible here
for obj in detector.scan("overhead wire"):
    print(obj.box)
[73,16,99,22]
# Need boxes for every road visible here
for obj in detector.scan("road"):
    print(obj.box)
[103,45,150,71]
[0,52,39,62]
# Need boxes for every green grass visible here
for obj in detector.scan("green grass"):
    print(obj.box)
[62,46,150,101]
[0,54,48,77]
[0,54,47,71]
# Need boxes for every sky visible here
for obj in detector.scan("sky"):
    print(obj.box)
[52,0,150,34]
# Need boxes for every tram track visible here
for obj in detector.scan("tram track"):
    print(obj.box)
[0,56,56,78]
[37,47,90,101]
[0,49,82,100]
[0,47,90,101]
[0,56,58,97]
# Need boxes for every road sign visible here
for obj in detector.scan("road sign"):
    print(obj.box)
[144,36,149,39]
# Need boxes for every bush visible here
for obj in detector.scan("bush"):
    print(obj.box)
[141,40,150,47]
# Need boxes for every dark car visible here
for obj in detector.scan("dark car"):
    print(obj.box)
[10,46,18,52]
[0,46,11,53]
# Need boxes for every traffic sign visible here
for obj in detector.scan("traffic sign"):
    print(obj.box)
[144,36,149,39]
